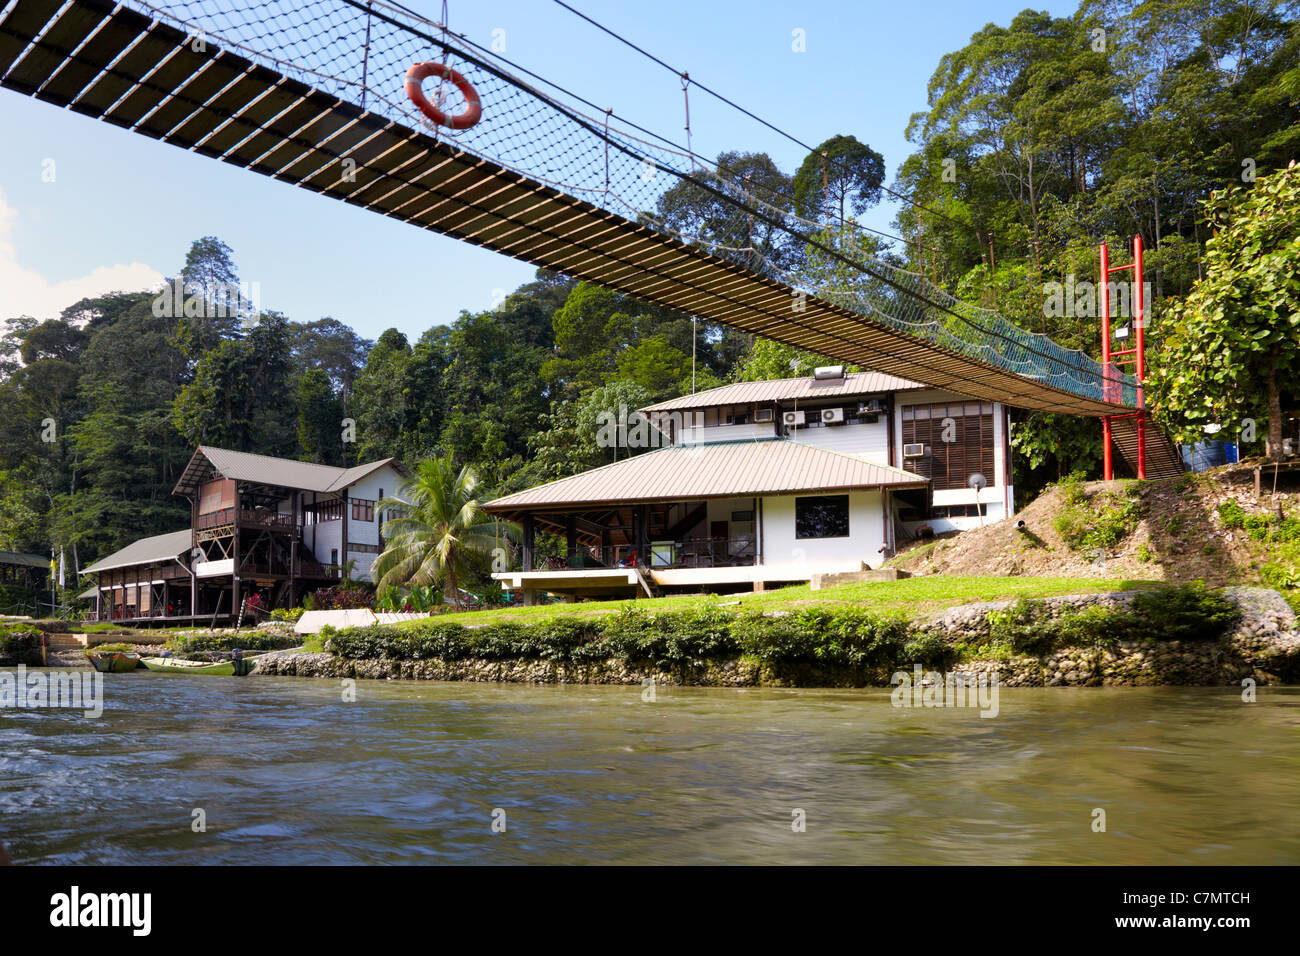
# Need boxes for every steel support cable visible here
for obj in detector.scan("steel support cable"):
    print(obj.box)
[548,0,975,235]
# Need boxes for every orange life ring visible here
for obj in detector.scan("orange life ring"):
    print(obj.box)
[404,62,481,130]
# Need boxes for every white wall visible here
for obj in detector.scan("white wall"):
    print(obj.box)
[310,519,342,568]
[760,490,887,570]
[679,422,777,444]
[344,464,403,582]
[789,419,889,464]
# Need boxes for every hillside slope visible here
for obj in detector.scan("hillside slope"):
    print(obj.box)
[891,463,1300,589]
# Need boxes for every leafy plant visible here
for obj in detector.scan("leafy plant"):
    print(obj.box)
[1053,484,1141,551]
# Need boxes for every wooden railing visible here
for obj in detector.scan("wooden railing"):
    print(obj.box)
[196,508,298,532]
[238,509,296,531]
[196,507,235,531]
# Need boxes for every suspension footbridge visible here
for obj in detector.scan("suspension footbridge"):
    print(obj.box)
[0,0,1182,476]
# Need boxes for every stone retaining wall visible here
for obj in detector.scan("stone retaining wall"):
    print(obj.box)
[252,587,1300,687]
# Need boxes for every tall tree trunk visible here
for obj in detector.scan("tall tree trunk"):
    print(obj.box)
[1266,362,1283,460]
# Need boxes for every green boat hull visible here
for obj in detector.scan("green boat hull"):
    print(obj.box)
[89,652,141,673]
[141,657,256,676]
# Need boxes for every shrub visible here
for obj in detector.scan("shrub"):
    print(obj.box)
[1130,580,1238,641]
[312,585,375,610]
[732,607,907,668]
[1218,498,1300,542]
[270,607,305,623]
[169,632,302,652]
[901,631,956,669]
[1052,478,1142,551]
[0,622,43,665]
[986,582,1238,657]
[600,607,739,667]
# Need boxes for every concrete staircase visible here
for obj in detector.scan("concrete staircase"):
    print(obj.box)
[45,633,88,649]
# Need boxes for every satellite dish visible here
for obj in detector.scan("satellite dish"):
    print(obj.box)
[969,473,988,528]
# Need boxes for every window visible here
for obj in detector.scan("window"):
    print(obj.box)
[900,401,995,491]
[795,495,850,539]
[306,498,342,523]
[932,504,988,519]
[352,498,375,522]
[348,542,381,554]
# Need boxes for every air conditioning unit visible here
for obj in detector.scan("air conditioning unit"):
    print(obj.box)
[821,408,845,424]
[755,408,774,423]
[782,410,805,427]
[903,442,925,458]
[858,399,883,414]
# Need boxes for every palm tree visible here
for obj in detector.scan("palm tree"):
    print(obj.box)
[372,454,506,611]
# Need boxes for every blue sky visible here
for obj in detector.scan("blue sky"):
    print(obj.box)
[0,0,1076,342]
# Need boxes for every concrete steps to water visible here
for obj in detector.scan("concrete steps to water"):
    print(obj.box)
[45,633,88,649]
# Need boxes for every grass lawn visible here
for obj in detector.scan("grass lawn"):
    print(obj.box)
[424,575,1166,628]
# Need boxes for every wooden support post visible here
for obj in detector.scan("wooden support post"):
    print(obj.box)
[565,515,577,569]
[1100,242,1113,481]
[522,514,535,572]
[289,490,298,609]
[231,482,240,622]
[635,505,649,567]
[340,490,349,581]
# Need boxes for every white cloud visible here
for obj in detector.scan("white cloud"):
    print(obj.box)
[0,189,164,320]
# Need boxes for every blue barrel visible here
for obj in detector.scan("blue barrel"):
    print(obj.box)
[1180,440,1229,472]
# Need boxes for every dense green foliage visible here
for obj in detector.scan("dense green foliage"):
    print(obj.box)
[1150,163,1300,455]
[1217,496,1300,589]
[985,581,1239,655]
[324,604,929,673]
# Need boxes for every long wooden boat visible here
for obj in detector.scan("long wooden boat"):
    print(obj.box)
[88,651,141,673]
[141,656,257,677]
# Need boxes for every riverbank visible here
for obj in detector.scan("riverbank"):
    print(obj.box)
[253,584,1300,687]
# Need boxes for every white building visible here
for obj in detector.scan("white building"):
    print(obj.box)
[83,446,405,623]
[486,367,1013,599]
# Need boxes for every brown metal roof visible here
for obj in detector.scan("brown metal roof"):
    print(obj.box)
[642,370,925,412]
[83,529,192,574]
[0,0,1127,418]
[483,439,927,513]
[173,446,398,496]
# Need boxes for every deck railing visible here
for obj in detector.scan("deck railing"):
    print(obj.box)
[541,536,758,571]
[196,508,298,532]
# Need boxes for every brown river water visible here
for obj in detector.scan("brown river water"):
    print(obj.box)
[2,671,1297,864]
